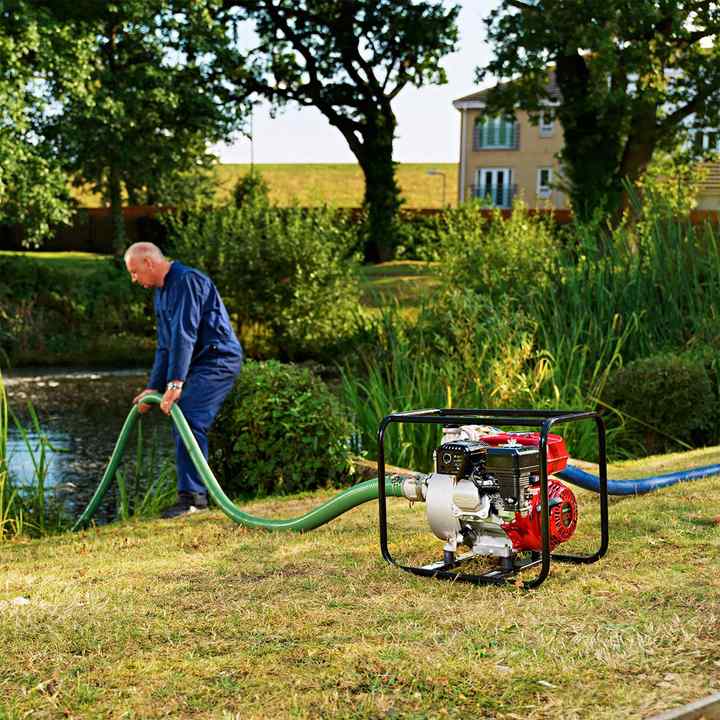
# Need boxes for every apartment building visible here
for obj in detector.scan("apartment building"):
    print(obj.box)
[453,86,720,211]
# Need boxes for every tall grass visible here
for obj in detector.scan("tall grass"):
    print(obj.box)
[341,305,627,471]
[341,212,720,470]
[116,420,176,520]
[543,218,720,361]
[10,403,68,535]
[0,371,24,538]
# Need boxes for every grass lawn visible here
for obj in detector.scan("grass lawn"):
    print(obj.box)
[72,162,459,209]
[0,250,113,276]
[360,260,439,312]
[1,446,719,718]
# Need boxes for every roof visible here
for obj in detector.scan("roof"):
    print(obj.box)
[453,71,562,110]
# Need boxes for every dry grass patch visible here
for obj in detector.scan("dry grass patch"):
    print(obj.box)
[1,465,719,719]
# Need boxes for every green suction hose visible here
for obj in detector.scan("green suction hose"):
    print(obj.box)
[72,392,407,532]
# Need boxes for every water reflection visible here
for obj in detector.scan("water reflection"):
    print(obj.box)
[4,368,175,521]
[5,430,70,488]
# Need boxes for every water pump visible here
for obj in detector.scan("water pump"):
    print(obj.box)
[403,430,577,571]
[378,408,609,588]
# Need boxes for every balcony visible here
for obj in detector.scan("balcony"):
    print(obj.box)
[470,184,518,209]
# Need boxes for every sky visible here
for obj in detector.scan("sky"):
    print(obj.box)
[213,1,500,165]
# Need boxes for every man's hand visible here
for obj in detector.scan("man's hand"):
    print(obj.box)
[160,380,183,415]
[133,388,157,414]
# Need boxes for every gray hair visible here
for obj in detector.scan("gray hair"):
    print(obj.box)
[124,242,165,263]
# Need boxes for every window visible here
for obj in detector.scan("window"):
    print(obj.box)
[474,117,518,150]
[537,167,553,198]
[475,168,514,208]
[539,110,555,137]
[694,129,720,154]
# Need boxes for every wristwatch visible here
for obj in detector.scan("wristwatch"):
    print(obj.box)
[167,381,183,391]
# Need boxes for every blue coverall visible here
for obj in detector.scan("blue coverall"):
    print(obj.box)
[148,262,243,497]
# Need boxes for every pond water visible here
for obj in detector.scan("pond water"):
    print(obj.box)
[4,368,175,521]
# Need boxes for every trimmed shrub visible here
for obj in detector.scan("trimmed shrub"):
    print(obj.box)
[601,353,717,455]
[209,360,353,498]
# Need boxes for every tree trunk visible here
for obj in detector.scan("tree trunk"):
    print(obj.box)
[355,117,402,263]
[109,163,126,259]
[555,53,626,224]
[611,102,658,224]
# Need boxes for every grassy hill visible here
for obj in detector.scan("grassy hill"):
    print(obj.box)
[214,163,458,208]
[73,163,459,209]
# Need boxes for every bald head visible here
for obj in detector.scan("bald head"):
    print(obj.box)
[124,242,172,289]
[124,242,165,264]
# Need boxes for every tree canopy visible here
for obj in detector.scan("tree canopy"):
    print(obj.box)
[0,2,93,244]
[43,0,244,254]
[199,0,459,260]
[478,0,720,222]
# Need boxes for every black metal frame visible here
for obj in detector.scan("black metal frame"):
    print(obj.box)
[377,408,609,589]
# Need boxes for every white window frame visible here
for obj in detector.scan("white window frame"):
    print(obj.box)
[474,117,518,149]
[537,167,553,198]
[477,167,513,208]
[539,110,555,137]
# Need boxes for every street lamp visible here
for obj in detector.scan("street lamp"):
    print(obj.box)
[427,169,447,207]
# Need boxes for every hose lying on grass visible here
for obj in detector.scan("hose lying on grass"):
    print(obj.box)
[72,392,406,532]
[557,463,720,496]
[73,394,720,531]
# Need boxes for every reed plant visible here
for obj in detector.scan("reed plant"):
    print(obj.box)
[0,370,23,539]
[9,403,69,535]
[0,369,176,539]
[544,218,720,363]
[341,301,628,470]
[115,419,176,520]
[341,212,719,471]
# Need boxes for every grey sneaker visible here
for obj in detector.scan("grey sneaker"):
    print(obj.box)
[161,491,208,519]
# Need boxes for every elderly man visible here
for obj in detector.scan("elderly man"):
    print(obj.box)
[124,242,243,518]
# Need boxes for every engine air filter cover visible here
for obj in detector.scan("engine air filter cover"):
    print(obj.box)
[481,432,569,473]
[436,440,487,478]
[486,445,539,506]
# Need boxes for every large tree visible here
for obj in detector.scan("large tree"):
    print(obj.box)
[478,0,720,222]
[44,0,244,256]
[197,0,459,260]
[0,2,92,245]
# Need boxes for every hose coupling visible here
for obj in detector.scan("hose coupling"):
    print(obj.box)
[401,473,428,502]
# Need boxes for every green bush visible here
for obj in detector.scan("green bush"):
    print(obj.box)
[0,255,154,364]
[601,353,717,455]
[436,201,561,303]
[232,170,270,208]
[165,203,363,361]
[394,211,445,261]
[210,360,353,498]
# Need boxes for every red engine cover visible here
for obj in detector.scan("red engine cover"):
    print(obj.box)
[481,431,569,474]
[501,479,578,552]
